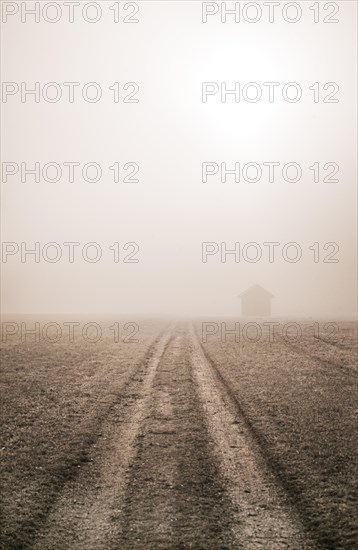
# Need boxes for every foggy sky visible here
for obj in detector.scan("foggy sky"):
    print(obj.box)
[1,1,357,317]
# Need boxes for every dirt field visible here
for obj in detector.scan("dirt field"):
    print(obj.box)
[0,318,357,549]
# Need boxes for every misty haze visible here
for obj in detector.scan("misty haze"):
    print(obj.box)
[1,1,357,549]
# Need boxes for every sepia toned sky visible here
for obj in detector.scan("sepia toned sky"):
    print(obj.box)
[1,1,357,317]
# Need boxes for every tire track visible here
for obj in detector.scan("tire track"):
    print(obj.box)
[113,324,236,549]
[1,325,172,550]
[31,323,174,550]
[189,323,317,549]
[280,338,358,376]
[315,335,357,352]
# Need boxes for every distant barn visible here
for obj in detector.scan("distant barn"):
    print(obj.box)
[238,285,274,317]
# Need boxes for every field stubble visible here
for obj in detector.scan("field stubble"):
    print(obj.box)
[0,318,357,549]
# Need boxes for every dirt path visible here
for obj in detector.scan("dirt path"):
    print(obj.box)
[189,324,316,549]
[32,323,174,550]
[31,322,317,549]
[112,323,235,549]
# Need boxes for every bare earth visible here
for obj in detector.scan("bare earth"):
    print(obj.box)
[1,320,357,549]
